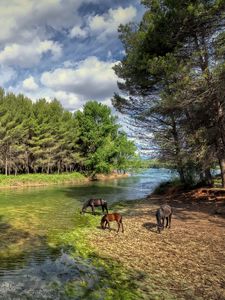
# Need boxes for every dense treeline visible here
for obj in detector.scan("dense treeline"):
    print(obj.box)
[113,0,225,187]
[0,89,136,176]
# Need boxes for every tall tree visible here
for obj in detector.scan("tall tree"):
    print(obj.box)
[75,101,136,176]
[113,0,225,185]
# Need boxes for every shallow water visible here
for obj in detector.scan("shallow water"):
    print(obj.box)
[0,168,174,298]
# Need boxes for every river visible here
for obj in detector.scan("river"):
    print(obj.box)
[0,168,174,299]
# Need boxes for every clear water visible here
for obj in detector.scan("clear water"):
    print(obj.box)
[0,168,174,299]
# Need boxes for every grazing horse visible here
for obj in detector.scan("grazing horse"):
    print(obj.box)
[101,213,124,233]
[156,204,172,233]
[81,198,108,214]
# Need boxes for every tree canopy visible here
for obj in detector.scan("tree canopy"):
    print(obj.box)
[113,0,225,186]
[0,91,136,176]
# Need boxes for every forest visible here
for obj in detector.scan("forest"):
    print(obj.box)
[0,90,136,176]
[112,0,225,187]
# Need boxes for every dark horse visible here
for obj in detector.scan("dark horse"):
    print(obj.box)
[156,204,172,233]
[101,213,124,233]
[81,198,108,214]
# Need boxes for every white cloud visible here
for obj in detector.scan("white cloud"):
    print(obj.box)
[69,26,88,39]
[0,39,62,68]
[0,0,97,44]
[22,76,39,91]
[9,83,86,111]
[88,6,137,39]
[53,91,81,110]
[63,60,76,68]
[41,56,119,100]
[0,66,16,86]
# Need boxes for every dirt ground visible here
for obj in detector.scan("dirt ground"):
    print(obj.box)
[90,189,225,300]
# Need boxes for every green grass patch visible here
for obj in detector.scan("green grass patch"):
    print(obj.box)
[49,211,142,299]
[0,172,87,187]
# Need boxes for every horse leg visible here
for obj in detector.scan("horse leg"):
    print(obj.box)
[107,221,111,231]
[117,221,120,233]
[166,217,169,228]
[91,205,95,215]
[157,220,162,233]
[162,218,165,230]
[120,220,124,233]
[104,220,107,229]
[106,204,108,214]
[168,214,172,228]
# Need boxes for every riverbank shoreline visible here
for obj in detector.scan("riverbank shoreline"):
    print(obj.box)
[87,189,225,299]
[0,172,129,189]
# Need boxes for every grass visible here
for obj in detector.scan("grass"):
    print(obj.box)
[0,172,87,187]
[49,211,143,299]
[0,204,142,299]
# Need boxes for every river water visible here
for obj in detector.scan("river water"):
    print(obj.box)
[0,168,174,299]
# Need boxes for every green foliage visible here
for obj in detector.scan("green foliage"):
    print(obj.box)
[153,178,190,195]
[0,95,136,176]
[140,158,175,169]
[113,0,225,186]
[75,101,137,176]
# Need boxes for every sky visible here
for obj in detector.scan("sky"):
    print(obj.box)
[0,0,146,111]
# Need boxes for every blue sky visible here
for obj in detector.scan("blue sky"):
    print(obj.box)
[0,0,145,111]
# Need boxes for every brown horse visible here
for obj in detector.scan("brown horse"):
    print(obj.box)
[81,198,108,214]
[101,213,124,233]
[156,204,172,233]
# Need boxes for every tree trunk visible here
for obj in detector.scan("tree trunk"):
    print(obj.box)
[204,168,213,187]
[5,157,8,175]
[178,168,185,184]
[26,151,29,174]
[171,114,186,184]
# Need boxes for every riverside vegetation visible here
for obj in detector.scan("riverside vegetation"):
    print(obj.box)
[0,94,138,178]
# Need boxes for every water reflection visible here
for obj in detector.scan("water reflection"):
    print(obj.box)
[0,252,102,300]
[64,168,174,203]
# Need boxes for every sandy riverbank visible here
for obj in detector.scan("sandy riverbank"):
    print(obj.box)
[89,188,225,299]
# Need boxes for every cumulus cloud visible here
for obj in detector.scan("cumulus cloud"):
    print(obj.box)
[41,56,119,100]
[69,26,88,39]
[88,6,137,39]
[1,1,142,112]
[0,39,62,68]
[68,5,137,41]
[53,91,82,110]
[0,0,97,44]
[0,66,16,86]
[22,76,39,91]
